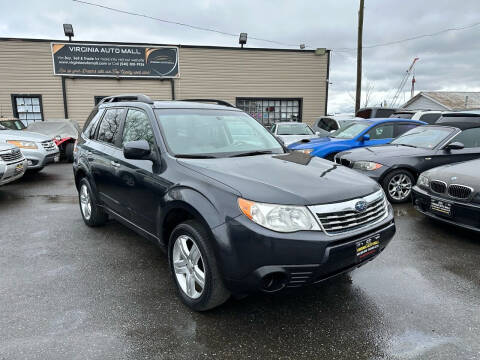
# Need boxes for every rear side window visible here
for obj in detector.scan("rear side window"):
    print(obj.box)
[375,109,396,118]
[395,123,419,137]
[419,113,441,124]
[367,124,394,139]
[451,128,480,148]
[122,109,155,147]
[83,109,103,139]
[96,108,124,145]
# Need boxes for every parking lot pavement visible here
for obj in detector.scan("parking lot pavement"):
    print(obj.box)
[1,163,479,360]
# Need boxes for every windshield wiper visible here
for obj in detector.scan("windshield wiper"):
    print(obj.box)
[229,150,274,158]
[175,154,217,159]
[394,143,418,148]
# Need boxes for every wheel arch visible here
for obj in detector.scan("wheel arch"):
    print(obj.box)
[379,165,418,184]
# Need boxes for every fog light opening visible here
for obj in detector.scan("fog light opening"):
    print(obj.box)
[261,272,288,292]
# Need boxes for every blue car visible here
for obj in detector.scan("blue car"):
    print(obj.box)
[288,118,426,160]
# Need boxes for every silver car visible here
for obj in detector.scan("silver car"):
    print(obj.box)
[0,143,27,185]
[270,122,320,146]
[0,124,59,171]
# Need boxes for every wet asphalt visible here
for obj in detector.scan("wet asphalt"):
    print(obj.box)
[0,163,479,360]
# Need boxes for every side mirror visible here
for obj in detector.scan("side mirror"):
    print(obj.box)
[444,141,464,151]
[362,134,371,142]
[123,139,152,160]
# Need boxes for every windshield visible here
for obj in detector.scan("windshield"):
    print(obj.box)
[0,119,26,130]
[331,122,370,139]
[437,115,480,123]
[277,123,314,135]
[155,109,284,157]
[391,126,454,149]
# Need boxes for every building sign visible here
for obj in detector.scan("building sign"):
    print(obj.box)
[51,43,179,78]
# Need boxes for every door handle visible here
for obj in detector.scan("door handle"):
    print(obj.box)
[110,160,120,168]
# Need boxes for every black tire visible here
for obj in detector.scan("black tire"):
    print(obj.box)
[78,177,108,227]
[382,169,415,203]
[168,220,230,311]
[65,142,74,162]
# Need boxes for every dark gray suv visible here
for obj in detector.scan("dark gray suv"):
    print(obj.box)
[73,94,396,311]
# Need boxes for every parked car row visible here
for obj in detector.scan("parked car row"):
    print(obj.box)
[0,117,80,186]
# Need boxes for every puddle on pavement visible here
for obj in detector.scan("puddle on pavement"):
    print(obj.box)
[0,192,77,204]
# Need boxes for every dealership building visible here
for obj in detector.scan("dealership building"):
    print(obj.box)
[0,37,329,127]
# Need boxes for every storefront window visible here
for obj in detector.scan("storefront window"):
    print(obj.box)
[236,98,302,126]
[11,95,43,125]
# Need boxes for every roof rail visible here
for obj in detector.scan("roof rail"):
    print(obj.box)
[180,99,236,108]
[99,94,154,105]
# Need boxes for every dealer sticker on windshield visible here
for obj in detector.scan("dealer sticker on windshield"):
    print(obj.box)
[356,234,380,261]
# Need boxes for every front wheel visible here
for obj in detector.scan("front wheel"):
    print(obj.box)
[169,220,230,311]
[382,169,415,203]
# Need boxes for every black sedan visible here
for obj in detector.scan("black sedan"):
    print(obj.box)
[412,159,480,232]
[335,122,480,203]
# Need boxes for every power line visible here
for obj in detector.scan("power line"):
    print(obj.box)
[72,0,308,48]
[334,20,480,52]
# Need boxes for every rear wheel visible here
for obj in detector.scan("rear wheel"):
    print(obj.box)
[65,142,74,162]
[382,169,414,203]
[78,178,108,226]
[169,220,230,311]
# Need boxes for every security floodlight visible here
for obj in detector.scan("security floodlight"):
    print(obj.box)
[239,33,247,48]
[63,24,74,41]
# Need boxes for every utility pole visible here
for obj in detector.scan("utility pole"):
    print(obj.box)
[355,0,365,113]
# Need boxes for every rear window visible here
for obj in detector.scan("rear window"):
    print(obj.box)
[356,109,371,119]
[437,114,480,124]
[390,113,414,119]
[419,113,441,124]
[375,109,396,118]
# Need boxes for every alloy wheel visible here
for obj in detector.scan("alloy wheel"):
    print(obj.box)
[172,235,206,299]
[388,173,412,201]
[79,184,92,220]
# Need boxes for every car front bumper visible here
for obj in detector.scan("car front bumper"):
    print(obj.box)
[412,186,480,233]
[212,204,396,294]
[21,147,60,169]
[0,158,27,185]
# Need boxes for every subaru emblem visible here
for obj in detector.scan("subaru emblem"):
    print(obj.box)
[355,200,368,212]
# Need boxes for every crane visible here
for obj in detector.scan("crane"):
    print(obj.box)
[390,57,419,107]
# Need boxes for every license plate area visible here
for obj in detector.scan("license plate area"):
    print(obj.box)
[356,233,380,262]
[430,198,452,217]
[15,162,24,173]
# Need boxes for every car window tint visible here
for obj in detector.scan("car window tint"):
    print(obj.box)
[395,123,419,137]
[96,108,123,145]
[367,124,394,139]
[451,128,480,148]
[375,109,395,118]
[419,113,441,124]
[318,118,337,132]
[122,109,155,147]
[356,109,371,118]
[85,109,103,139]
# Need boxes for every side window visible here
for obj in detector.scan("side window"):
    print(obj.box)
[367,124,394,140]
[419,113,441,124]
[96,108,123,145]
[395,123,419,137]
[451,128,480,148]
[122,109,155,147]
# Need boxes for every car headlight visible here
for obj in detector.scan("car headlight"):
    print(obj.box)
[417,174,430,189]
[6,140,38,149]
[238,198,320,232]
[296,149,313,155]
[352,161,383,171]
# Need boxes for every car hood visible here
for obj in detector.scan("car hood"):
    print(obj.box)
[278,134,318,146]
[0,129,52,142]
[178,153,380,205]
[0,143,17,151]
[339,144,431,164]
[423,159,480,188]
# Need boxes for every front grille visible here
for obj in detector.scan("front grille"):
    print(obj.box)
[309,190,388,235]
[430,180,447,194]
[448,184,473,199]
[41,140,56,151]
[0,148,22,162]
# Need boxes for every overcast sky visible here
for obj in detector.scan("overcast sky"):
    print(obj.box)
[3,0,480,113]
